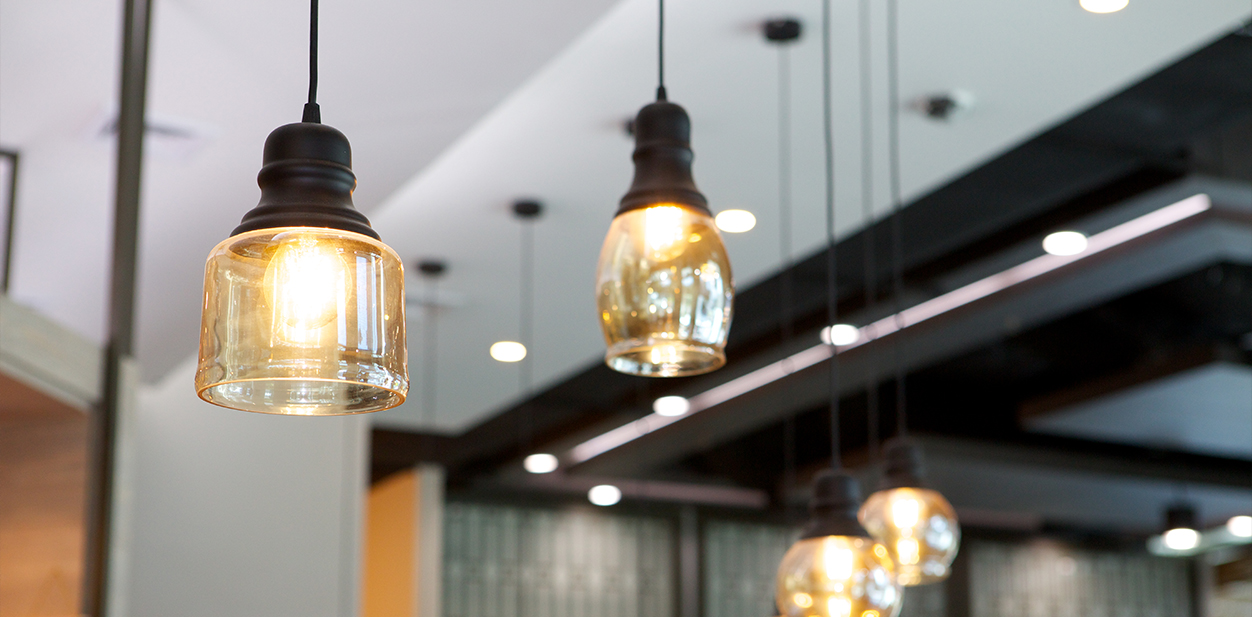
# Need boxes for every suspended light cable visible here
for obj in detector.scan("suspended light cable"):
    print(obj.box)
[859,0,880,461]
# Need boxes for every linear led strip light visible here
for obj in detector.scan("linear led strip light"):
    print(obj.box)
[570,194,1212,464]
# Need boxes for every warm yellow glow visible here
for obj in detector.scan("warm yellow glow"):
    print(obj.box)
[715,209,757,233]
[490,341,527,363]
[196,227,407,415]
[859,487,960,586]
[596,204,733,377]
[1079,0,1128,13]
[775,536,902,617]
[891,498,921,529]
[896,538,920,566]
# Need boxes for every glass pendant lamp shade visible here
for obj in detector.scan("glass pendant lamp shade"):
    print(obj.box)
[858,440,960,585]
[196,122,408,415]
[777,471,903,617]
[596,100,732,377]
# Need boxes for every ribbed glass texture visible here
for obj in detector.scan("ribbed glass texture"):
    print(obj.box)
[775,536,903,617]
[596,204,733,377]
[858,488,960,586]
[196,227,407,415]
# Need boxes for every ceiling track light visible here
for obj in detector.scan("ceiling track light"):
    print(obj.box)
[1161,503,1201,552]
[595,0,733,378]
[775,4,903,616]
[195,0,407,415]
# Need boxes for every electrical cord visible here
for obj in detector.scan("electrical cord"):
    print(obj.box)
[859,0,880,460]
[302,0,321,122]
[657,0,668,101]
[887,0,909,437]
[821,0,841,471]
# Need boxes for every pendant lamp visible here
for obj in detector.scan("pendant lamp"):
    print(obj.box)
[776,5,902,616]
[596,0,733,377]
[857,0,959,584]
[195,0,407,415]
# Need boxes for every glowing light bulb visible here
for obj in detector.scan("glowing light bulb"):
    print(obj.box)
[1079,0,1128,13]
[859,487,960,586]
[822,324,861,346]
[1042,231,1088,256]
[588,484,622,506]
[523,453,559,474]
[775,535,901,617]
[1228,515,1252,538]
[653,395,691,417]
[644,205,689,260]
[263,234,346,342]
[490,341,527,362]
[715,209,757,233]
[1163,527,1200,551]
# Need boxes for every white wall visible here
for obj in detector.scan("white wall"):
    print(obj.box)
[117,360,366,617]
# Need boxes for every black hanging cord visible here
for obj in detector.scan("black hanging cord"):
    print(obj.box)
[859,0,879,460]
[656,0,667,101]
[778,44,794,343]
[302,0,321,123]
[887,0,908,437]
[821,0,841,471]
[514,202,541,457]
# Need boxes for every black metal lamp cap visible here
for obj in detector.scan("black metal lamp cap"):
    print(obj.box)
[231,122,379,240]
[878,437,927,491]
[1165,503,1197,531]
[617,100,710,217]
[799,469,871,539]
[764,18,802,43]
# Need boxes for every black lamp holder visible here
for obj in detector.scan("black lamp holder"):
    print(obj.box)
[1165,503,1198,531]
[229,0,379,241]
[877,437,927,491]
[800,469,872,539]
[617,101,708,216]
[764,18,802,43]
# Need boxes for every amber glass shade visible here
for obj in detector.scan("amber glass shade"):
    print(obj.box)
[596,204,732,377]
[776,535,903,617]
[858,487,960,586]
[196,227,408,415]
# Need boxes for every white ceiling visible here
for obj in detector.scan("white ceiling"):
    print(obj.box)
[1027,363,1252,460]
[1,0,1249,435]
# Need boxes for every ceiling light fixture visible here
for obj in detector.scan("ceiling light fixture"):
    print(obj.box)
[1079,0,1129,14]
[490,341,527,363]
[523,453,559,474]
[1042,230,1088,256]
[1228,515,1252,538]
[652,395,691,417]
[596,0,733,378]
[588,484,623,506]
[1160,503,1201,552]
[776,5,903,616]
[195,0,407,415]
[715,209,757,233]
[821,324,861,347]
[858,0,961,586]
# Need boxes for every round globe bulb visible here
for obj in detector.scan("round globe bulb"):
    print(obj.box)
[1227,515,1252,538]
[596,204,733,377]
[1163,527,1200,551]
[775,535,903,617]
[196,228,408,415]
[858,487,961,586]
[588,484,622,506]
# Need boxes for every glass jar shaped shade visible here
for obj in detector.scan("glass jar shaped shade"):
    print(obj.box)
[858,488,960,586]
[596,204,732,377]
[196,227,408,415]
[776,536,903,617]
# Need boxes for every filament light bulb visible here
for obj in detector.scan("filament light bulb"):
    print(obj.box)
[775,535,902,617]
[263,234,346,341]
[859,487,961,586]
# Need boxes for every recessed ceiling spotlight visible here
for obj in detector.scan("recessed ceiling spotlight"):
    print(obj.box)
[588,484,622,506]
[1080,0,1128,14]
[523,453,559,474]
[489,341,527,363]
[1228,515,1252,538]
[821,324,861,346]
[715,209,757,233]
[1042,231,1088,256]
[652,395,691,417]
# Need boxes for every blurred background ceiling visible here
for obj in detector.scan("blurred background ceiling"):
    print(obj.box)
[2,0,1250,538]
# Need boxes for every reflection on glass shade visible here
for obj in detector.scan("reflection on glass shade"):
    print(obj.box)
[859,488,960,586]
[775,536,903,617]
[596,204,733,377]
[196,227,408,415]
